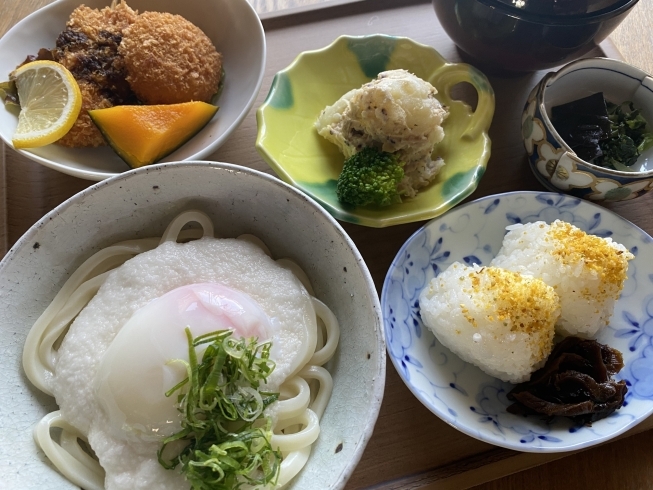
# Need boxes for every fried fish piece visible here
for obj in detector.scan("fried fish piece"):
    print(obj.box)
[56,80,113,148]
[66,0,138,40]
[119,11,222,104]
[53,0,138,147]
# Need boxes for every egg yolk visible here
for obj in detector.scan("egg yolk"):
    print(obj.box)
[94,283,273,441]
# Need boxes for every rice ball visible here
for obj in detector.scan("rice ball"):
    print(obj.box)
[491,220,634,338]
[419,263,560,383]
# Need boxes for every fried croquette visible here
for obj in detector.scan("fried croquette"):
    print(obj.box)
[119,12,222,104]
[51,0,139,147]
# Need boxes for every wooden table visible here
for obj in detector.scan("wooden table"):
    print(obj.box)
[2,1,653,489]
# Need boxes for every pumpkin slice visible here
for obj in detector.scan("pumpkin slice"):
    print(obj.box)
[89,101,218,168]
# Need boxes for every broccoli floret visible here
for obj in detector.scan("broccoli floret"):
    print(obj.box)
[336,147,404,207]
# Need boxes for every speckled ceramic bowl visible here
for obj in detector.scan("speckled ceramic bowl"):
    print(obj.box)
[523,57,653,201]
[256,34,495,228]
[0,162,384,489]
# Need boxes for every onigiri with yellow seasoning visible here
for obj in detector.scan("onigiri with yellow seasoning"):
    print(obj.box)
[419,263,560,383]
[491,220,634,338]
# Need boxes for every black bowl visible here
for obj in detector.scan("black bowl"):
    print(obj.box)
[433,0,639,73]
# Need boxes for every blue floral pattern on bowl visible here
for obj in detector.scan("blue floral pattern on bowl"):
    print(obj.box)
[382,191,653,452]
[522,58,653,202]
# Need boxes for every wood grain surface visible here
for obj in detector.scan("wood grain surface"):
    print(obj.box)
[1,1,653,490]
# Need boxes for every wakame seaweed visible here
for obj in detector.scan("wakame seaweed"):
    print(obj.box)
[551,93,653,171]
[594,101,653,171]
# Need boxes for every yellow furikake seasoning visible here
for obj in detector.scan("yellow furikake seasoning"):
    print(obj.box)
[464,267,559,360]
[420,261,562,383]
[547,221,633,301]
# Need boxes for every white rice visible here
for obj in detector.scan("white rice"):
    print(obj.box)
[419,263,560,383]
[491,220,633,338]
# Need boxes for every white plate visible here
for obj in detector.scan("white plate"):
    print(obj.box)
[383,191,653,452]
[0,0,265,180]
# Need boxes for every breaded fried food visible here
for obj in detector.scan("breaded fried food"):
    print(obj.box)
[119,12,222,104]
[53,0,139,147]
[57,80,113,148]
[67,0,138,42]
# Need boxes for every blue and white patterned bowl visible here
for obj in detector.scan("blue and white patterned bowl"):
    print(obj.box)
[523,57,653,202]
[382,191,653,452]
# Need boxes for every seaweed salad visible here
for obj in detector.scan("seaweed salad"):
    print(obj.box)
[551,92,653,172]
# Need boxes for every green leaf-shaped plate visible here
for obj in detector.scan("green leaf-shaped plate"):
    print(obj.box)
[256,34,495,227]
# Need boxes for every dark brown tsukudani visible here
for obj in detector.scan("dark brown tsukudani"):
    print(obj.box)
[118,12,222,105]
[507,336,628,425]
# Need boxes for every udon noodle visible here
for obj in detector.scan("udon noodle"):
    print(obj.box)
[23,210,339,490]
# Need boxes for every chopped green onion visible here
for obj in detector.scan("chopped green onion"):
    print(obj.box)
[158,327,281,489]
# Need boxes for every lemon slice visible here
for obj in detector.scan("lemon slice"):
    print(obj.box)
[11,60,82,149]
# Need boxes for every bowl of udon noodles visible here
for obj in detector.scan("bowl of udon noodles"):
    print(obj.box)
[0,161,385,490]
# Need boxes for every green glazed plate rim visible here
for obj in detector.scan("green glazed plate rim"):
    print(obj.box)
[256,34,495,228]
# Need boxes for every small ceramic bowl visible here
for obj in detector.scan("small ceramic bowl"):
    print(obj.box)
[0,0,265,181]
[523,57,653,202]
[256,34,495,228]
[0,162,385,489]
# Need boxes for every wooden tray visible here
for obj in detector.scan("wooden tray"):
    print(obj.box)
[3,1,653,489]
